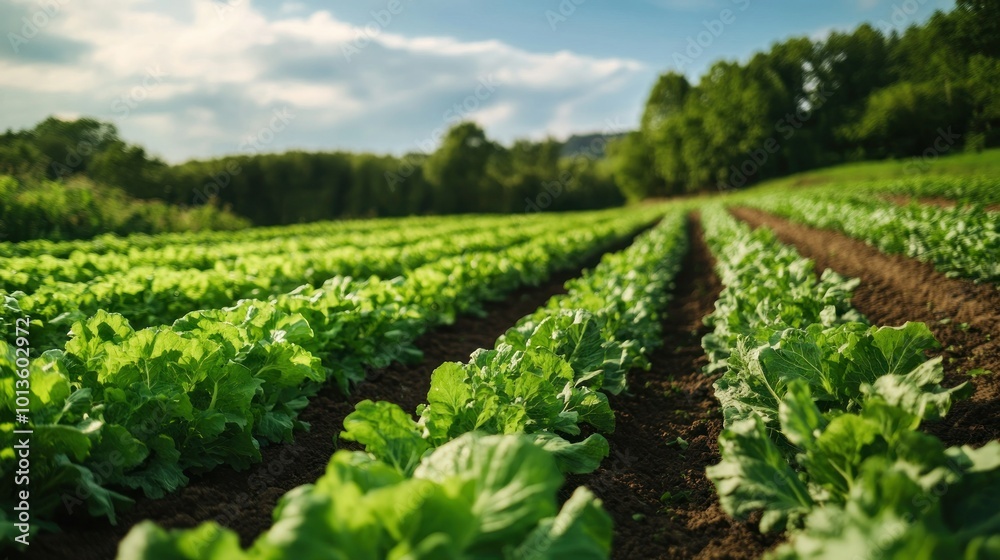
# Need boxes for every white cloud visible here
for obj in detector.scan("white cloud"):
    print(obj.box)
[469,101,516,128]
[809,24,854,42]
[1,0,650,161]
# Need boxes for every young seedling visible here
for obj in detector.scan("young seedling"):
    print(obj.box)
[666,436,689,450]
[660,490,691,505]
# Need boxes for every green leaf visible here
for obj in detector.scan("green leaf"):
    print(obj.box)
[863,357,971,421]
[519,310,628,394]
[524,432,610,475]
[420,362,479,445]
[869,322,940,376]
[707,416,813,532]
[66,310,135,364]
[800,414,883,501]
[777,379,827,450]
[52,455,133,524]
[414,433,562,550]
[33,423,95,462]
[118,521,249,560]
[563,387,615,434]
[121,434,189,499]
[366,479,475,558]
[510,487,613,560]
[341,400,431,475]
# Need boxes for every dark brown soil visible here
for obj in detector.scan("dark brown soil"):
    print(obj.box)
[883,194,1000,213]
[26,259,611,560]
[563,215,778,560]
[731,207,1000,449]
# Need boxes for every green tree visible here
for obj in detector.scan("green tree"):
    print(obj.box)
[966,55,1000,149]
[607,131,664,202]
[423,122,497,213]
[32,117,120,178]
[88,141,167,198]
[952,0,1000,58]
[641,72,691,193]
[846,81,970,157]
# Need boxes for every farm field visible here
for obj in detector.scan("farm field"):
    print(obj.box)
[2,175,999,559]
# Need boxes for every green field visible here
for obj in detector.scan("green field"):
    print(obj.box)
[749,148,1000,192]
[3,175,999,559]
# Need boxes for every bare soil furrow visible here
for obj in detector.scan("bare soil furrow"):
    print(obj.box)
[565,214,777,560]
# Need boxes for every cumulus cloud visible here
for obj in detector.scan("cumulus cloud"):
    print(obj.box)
[0,0,651,161]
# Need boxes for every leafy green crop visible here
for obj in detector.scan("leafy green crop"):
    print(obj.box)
[116,206,690,559]
[341,210,688,476]
[699,206,1000,558]
[791,176,1000,207]
[118,433,613,559]
[743,188,1000,284]
[1,207,663,545]
[1,211,643,351]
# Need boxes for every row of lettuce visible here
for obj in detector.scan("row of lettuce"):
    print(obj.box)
[737,176,999,284]
[841,176,1000,206]
[3,215,620,352]
[0,211,480,259]
[700,205,1000,559]
[0,215,514,288]
[114,208,690,558]
[0,206,663,546]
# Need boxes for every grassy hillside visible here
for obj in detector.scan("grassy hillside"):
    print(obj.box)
[750,148,1000,191]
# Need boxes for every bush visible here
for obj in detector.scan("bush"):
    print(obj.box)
[0,175,249,243]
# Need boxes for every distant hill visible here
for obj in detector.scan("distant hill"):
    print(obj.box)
[561,132,628,159]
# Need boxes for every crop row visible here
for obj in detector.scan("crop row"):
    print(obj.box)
[114,208,691,559]
[743,191,1000,284]
[700,206,1000,559]
[0,207,663,543]
[0,215,513,290]
[0,212,481,259]
[841,176,1000,206]
[4,215,619,352]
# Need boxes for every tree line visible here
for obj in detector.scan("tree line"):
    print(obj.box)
[0,119,623,227]
[608,0,1000,199]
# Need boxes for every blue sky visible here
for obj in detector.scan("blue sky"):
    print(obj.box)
[0,0,953,162]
